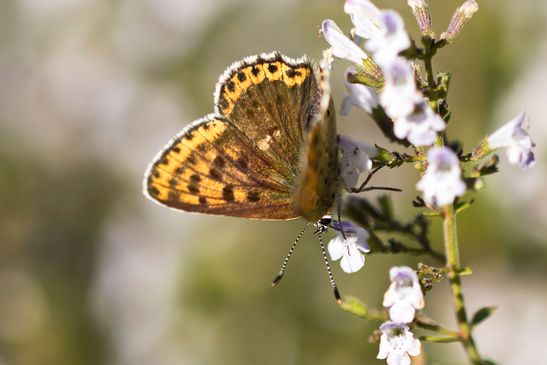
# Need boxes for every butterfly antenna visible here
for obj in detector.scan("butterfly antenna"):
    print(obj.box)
[272,222,310,287]
[317,232,342,303]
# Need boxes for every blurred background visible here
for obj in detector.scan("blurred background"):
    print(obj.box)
[0,0,545,364]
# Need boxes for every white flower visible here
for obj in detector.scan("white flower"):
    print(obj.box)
[487,112,536,170]
[416,147,466,207]
[383,266,424,323]
[321,19,368,65]
[341,68,379,115]
[344,0,383,39]
[338,135,378,191]
[328,221,370,273]
[393,99,445,146]
[366,10,411,66]
[379,58,422,119]
[377,322,421,365]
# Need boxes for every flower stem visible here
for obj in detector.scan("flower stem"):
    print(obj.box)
[415,315,459,337]
[443,205,483,364]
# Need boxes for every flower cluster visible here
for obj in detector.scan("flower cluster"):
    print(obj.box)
[323,0,445,147]
[316,1,537,364]
[378,266,423,365]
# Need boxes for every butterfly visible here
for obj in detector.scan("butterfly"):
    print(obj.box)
[143,52,340,223]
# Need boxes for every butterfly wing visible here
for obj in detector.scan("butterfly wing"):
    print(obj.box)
[215,52,320,181]
[144,52,332,221]
[295,64,340,222]
[145,115,299,219]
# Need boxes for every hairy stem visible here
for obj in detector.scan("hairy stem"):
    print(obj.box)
[443,205,483,364]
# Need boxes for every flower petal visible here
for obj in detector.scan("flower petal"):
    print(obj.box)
[389,302,416,323]
[340,250,365,273]
[322,19,368,64]
[328,236,346,261]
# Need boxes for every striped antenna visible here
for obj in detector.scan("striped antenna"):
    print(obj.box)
[271,222,310,286]
[317,232,341,303]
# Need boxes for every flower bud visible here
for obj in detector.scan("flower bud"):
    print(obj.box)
[441,0,479,43]
[407,0,433,36]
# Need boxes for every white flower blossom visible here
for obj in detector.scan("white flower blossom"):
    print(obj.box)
[487,112,536,170]
[377,322,421,365]
[416,147,466,207]
[366,10,411,66]
[328,221,370,273]
[380,58,422,119]
[383,266,424,323]
[321,19,368,65]
[338,135,378,191]
[341,68,379,115]
[344,0,383,39]
[393,99,445,146]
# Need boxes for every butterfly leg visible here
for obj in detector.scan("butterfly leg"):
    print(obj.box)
[352,165,402,193]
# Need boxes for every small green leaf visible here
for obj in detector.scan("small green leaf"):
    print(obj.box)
[471,306,497,327]
[455,199,475,214]
[419,335,459,343]
[455,266,473,276]
[340,296,370,320]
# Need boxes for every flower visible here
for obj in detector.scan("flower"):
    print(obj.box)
[344,0,383,39]
[338,135,378,191]
[393,99,445,146]
[365,10,411,66]
[328,221,370,273]
[416,147,466,207]
[383,266,424,323]
[379,58,422,120]
[407,0,433,36]
[487,112,536,170]
[321,19,368,65]
[341,68,380,115]
[377,322,421,365]
[441,0,479,42]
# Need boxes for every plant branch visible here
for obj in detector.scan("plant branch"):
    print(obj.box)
[443,205,483,364]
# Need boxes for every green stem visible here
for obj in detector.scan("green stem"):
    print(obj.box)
[443,205,483,364]
[415,315,459,337]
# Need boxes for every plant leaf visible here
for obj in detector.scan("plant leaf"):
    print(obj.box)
[471,306,497,327]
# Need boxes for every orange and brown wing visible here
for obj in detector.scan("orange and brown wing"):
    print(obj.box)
[214,52,321,181]
[144,115,299,220]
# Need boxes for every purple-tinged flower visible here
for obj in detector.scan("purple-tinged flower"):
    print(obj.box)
[338,135,377,190]
[407,0,433,36]
[383,266,424,323]
[416,147,466,207]
[487,112,536,170]
[377,322,421,365]
[441,0,479,42]
[393,99,445,146]
[379,58,422,119]
[321,19,368,65]
[341,68,380,115]
[366,10,411,66]
[344,0,383,39]
[328,221,370,273]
